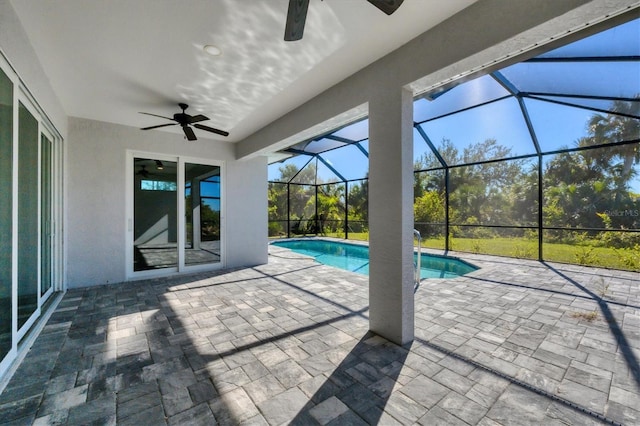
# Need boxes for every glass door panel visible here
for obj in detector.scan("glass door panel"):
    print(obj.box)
[185,163,221,266]
[40,133,52,296]
[133,157,178,271]
[0,68,13,359]
[18,102,38,329]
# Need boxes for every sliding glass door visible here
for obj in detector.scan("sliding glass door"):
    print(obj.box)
[0,67,13,362]
[130,154,223,277]
[17,102,39,331]
[185,163,221,266]
[41,131,54,298]
[133,157,179,272]
[0,50,63,379]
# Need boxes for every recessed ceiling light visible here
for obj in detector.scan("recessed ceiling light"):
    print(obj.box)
[203,44,222,56]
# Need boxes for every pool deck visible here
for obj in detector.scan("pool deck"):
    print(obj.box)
[0,244,638,425]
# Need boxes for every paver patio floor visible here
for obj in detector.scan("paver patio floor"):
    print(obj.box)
[0,244,638,425]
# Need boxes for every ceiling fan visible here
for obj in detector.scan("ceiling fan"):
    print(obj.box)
[284,0,404,41]
[136,165,155,178]
[139,103,229,141]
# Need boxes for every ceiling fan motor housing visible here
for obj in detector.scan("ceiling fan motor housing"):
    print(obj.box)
[174,113,189,124]
[139,103,229,139]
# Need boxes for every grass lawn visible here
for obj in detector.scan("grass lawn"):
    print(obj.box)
[430,237,638,271]
[321,231,368,241]
[323,233,638,271]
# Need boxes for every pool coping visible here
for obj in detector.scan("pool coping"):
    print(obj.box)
[269,236,481,280]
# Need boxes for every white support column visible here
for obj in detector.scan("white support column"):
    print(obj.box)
[368,86,414,345]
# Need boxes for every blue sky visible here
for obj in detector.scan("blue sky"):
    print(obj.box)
[269,18,640,191]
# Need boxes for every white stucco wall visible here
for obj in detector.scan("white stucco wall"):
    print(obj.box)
[66,117,267,288]
[226,155,268,269]
[2,0,268,290]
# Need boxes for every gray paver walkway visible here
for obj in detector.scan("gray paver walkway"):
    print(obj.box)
[0,243,638,425]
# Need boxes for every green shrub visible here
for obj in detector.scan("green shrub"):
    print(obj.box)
[268,221,285,237]
[513,245,534,259]
[574,246,596,265]
[615,244,640,270]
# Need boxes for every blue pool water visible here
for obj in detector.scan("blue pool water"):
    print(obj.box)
[271,239,478,279]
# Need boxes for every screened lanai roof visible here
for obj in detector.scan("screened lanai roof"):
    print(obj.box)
[268,18,640,184]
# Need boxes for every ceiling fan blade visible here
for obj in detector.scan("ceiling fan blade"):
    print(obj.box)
[139,112,175,121]
[367,0,404,15]
[183,126,197,141]
[284,0,309,41]
[193,123,230,137]
[140,123,177,130]
[187,114,209,124]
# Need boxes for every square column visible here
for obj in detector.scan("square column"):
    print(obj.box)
[368,87,414,345]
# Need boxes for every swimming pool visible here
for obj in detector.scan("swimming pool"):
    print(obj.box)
[271,239,478,279]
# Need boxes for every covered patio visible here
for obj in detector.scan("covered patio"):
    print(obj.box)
[1,244,638,424]
[1,1,639,424]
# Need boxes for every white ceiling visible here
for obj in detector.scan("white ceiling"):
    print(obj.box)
[10,0,476,142]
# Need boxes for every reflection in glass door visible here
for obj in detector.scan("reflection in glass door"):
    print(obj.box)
[41,133,53,297]
[0,67,13,360]
[0,59,63,376]
[133,157,178,271]
[130,155,223,276]
[17,102,39,330]
[185,163,221,266]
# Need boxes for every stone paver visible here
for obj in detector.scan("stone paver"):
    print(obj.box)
[0,242,638,425]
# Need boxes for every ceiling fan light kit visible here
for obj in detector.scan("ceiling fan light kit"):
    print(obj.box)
[139,103,229,141]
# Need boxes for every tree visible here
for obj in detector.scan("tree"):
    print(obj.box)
[583,100,640,179]
[269,159,351,235]
[317,183,345,233]
[447,139,531,228]
[347,179,368,232]
[414,191,445,224]
[543,100,640,233]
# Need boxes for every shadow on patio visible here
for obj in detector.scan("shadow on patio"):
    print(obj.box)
[0,250,638,425]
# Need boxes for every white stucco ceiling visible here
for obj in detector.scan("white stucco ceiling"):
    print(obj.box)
[10,0,477,142]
